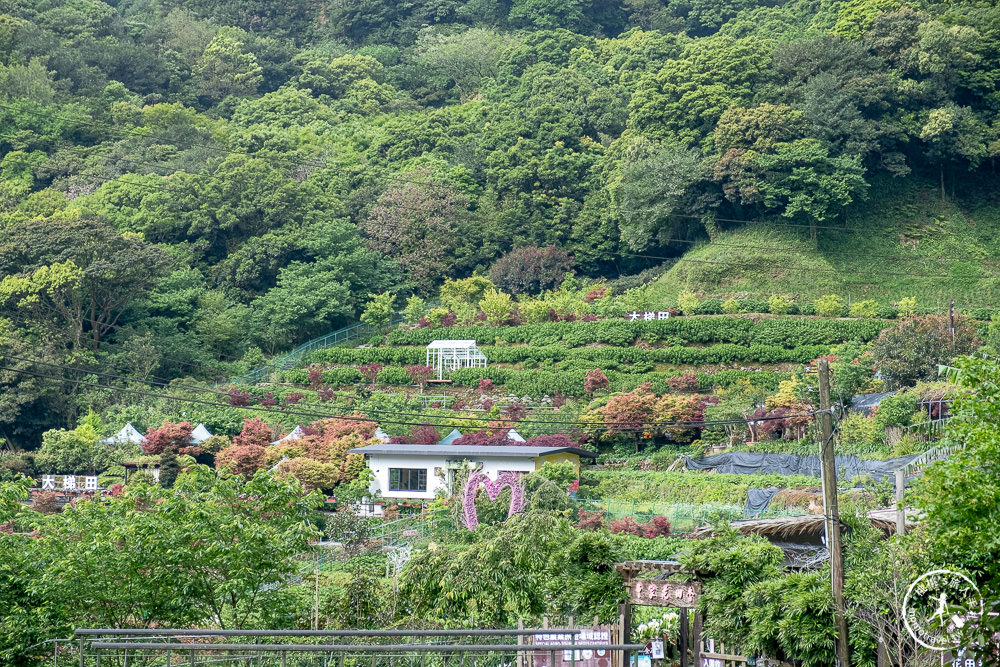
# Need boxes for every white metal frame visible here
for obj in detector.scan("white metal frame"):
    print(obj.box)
[425,339,487,380]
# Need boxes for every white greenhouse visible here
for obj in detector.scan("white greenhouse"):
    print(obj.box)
[426,339,487,380]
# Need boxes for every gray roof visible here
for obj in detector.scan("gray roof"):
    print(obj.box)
[850,391,897,414]
[348,443,597,458]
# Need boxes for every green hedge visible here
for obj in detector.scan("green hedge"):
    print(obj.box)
[382,317,890,349]
[307,342,833,368]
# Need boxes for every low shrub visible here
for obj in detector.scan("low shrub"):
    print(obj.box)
[694,298,724,315]
[848,300,879,319]
[814,294,846,318]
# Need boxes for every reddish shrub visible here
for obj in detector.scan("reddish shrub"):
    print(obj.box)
[644,516,671,538]
[551,391,567,408]
[477,378,495,393]
[576,508,606,531]
[666,372,699,392]
[234,418,274,448]
[524,433,577,449]
[452,430,512,446]
[317,387,335,403]
[284,392,305,405]
[308,367,324,390]
[502,402,527,422]
[358,363,383,387]
[390,424,441,444]
[584,369,610,395]
[228,389,252,407]
[439,312,457,327]
[405,365,434,391]
[584,287,608,303]
[581,313,598,322]
[142,420,194,455]
[33,491,62,514]
[215,444,268,477]
[608,516,646,537]
[260,391,277,407]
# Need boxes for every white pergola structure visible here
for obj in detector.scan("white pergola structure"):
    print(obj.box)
[426,339,487,380]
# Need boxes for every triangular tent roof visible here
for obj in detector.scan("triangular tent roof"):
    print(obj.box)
[271,425,305,446]
[507,429,526,442]
[190,423,213,444]
[438,428,463,445]
[103,423,144,445]
[373,427,390,443]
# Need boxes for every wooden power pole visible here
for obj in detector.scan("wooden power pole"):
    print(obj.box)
[818,359,850,666]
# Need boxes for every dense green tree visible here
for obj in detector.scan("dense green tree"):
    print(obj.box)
[193,27,263,103]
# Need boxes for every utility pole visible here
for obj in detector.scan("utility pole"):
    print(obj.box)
[819,359,850,666]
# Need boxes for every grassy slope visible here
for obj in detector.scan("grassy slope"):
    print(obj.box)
[649,175,1000,308]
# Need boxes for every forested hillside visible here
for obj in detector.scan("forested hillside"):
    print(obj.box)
[1,0,999,444]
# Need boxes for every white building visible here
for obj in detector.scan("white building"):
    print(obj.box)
[348,443,597,500]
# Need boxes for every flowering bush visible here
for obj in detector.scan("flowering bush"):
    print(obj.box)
[632,612,680,643]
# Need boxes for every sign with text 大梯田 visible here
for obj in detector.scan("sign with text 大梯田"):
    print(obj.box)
[630,580,699,608]
[533,630,612,667]
[626,311,671,321]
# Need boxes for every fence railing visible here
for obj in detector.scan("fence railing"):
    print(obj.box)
[898,441,963,477]
[228,314,404,386]
[60,629,642,667]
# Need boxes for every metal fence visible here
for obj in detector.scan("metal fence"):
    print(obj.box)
[59,629,641,667]
[229,315,404,386]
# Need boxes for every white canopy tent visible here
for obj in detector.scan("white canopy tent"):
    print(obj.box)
[102,423,144,446]
[426,339,487,380]
[271,425,305,446]
[190,423,213,444]
[438,428,463,445]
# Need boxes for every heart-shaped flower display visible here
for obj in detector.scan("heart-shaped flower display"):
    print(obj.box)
[462,471,526,530]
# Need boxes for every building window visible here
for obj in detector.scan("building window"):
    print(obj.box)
[389,468,427,492]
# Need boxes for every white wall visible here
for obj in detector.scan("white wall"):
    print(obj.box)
[365,453,538,500]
